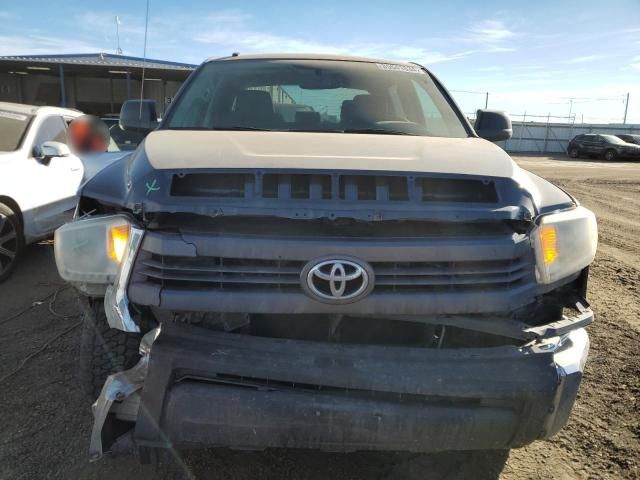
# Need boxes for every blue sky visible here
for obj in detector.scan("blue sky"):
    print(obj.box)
[1,0,639,123]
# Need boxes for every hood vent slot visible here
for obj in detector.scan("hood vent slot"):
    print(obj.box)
[419,178,498,203]
[171,173,250,198]
[170,172,498,204]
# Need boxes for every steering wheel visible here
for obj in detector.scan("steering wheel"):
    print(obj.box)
[375,120,430,135]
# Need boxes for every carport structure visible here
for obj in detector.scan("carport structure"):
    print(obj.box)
[0,53,195,116]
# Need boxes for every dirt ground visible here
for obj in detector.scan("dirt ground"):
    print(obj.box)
[0,154,639,480]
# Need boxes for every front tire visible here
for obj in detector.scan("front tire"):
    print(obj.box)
[384,450,509,480]
[604,149,617,161]
[0,202,24,283]
[79,298,142,399]
[568,147,580,158]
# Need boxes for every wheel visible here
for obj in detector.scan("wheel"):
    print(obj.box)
[568,147,580,158]
[0,202,24,283]
[383,450,509,480]
[79,298,142,399]
[604,149,617,161]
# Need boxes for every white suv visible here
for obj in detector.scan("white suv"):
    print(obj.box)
[0,102,84,281]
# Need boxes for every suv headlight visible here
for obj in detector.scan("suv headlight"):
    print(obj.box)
[54,215,135,292]
[531,206,597,284]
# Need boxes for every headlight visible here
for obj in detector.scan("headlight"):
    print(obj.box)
[531,206,597,284]
[54,215,135,292]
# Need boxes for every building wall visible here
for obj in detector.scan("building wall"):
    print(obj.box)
[0,73,22,103]
[0,69,186,117]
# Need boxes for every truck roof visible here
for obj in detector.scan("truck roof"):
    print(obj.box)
[0,101,82,117]
[205,53,419,67]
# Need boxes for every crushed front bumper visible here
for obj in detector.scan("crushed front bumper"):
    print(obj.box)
[128,323,589,454]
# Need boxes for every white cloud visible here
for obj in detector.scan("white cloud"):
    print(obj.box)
[477,65,503,72]
[192,14,473,65]
[0,35,101,56]
[0,9,513,67]
[465,20,515,44]
[567,54,607,64]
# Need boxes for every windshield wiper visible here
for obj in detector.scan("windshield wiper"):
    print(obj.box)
[167,126,271,131]
[342,128,415,136]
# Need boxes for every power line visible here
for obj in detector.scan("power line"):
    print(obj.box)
[450,89,485,95]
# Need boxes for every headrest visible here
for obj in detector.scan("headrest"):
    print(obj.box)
[235,90,274,116]
[352,94,388,121]
[295,111,321,126]
[341,100,355,123]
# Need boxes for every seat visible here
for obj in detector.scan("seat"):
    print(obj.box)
[295,111,321,129]
[352,94,390,123]
[233,90,279,128]
[340,100,355,127]
[342,95,392,128]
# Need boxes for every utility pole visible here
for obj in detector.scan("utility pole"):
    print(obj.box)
[568,98,574,124]
[485,92,489,109]
[115,16,122,55]
[623,92,630,124]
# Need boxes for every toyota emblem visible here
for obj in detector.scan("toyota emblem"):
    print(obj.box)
[301,257,374,304]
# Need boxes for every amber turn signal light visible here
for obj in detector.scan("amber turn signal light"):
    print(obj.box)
[107,225,130,263]
[538,225,558,265]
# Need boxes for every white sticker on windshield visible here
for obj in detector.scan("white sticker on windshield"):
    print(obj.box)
[0,111,28,121]
[375,63,423,74]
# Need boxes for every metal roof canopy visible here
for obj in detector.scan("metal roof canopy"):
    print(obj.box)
[0,53,195,70]
[0,53,196,81]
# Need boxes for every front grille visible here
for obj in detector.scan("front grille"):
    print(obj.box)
[170,172,499,204]
[372,259,531,292]
[137,254,532,293]
[138,255,304,291]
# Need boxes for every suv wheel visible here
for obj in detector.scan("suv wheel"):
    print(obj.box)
[568,147,580,158]
[604,149,617,161]
[79,298,142,399]
[384,450,509,480]
[0,202,24,283]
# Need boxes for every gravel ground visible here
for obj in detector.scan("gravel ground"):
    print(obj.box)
[0,154,638,480]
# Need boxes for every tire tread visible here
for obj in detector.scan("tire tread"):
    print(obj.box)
[79,299,141,399]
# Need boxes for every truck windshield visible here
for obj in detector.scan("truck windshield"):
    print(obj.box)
[0,110,32,152]
[163,59,469,138]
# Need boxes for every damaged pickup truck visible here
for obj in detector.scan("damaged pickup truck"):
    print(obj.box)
[54,54,598,463]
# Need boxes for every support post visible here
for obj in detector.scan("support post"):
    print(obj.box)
[543,113,550,153]
[485,92,489,109]
[161,79,166,117]
[126,71,131,99]
[109,77,114,114]
[58,64,66,107]
[518,112,526,152]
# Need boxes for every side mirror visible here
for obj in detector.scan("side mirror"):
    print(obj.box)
[37,141,70,164]
[119,100,159,134]
[474,109,512,142]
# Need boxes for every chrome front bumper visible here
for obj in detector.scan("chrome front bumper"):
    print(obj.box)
[104,226,144,333]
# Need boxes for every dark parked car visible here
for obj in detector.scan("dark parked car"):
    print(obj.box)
[567,133,640,160]
[616,133,640,146]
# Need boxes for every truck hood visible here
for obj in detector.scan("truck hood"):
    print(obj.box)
[144,130,518,178]
[80,130,576,222]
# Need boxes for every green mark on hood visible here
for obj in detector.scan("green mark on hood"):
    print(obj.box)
[145,179,160,196]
